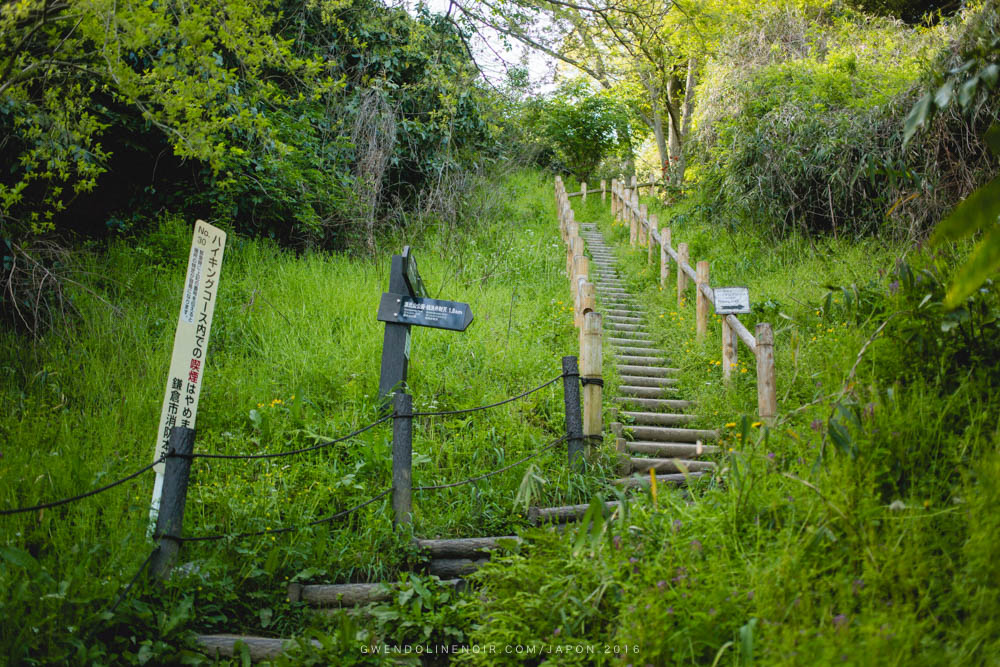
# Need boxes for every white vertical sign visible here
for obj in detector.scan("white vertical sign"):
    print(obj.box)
[149,220,226,528]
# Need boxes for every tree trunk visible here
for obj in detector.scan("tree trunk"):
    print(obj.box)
[676,57,697,186]
[640,69,670,183]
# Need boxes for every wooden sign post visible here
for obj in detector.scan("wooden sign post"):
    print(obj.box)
[149,220,226,530]
[376,247,474,406]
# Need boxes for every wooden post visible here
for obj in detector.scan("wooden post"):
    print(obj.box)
[562,356,585,471]
[639,204,648,247]
[677,242,689,306]
[581,281,596,317]
[660,227,671,289]
[628,190,637,246]
[631,175,637,189]
[150,426,196,580]
[696,260,709,341]
[611,422,631,475]
[648,215,657,264]
[568,235,583,280]
[611,179,618,216]
[722,317,737,382]
[575,276,591,328]
[580,312,603,452]
[756,323,777,420]
[392,391,413,527]
[581,181,587,204]
[601,179,606,203]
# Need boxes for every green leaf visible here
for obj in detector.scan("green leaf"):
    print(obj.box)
[903,93,932,146]
[0,546,39,571]
[984,124,1000,158]
[982,64,999,89]
[958,76,980,108]
[934,80,955,109]
[944,225,1000,309]
[930,175,1000,244]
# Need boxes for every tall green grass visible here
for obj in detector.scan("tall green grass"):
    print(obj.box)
[0,169,617,662]
[454,182,1000,665]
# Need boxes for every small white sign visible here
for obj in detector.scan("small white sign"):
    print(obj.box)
[714,287,751,315]
[149,220,226,529]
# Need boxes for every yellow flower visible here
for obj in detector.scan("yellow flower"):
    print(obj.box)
[751,421,762,428]
[725,422,737,428]
[740,368,748,374]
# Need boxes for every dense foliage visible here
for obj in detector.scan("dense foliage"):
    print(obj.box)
[693,1,1000,240]
[0,0,500,249]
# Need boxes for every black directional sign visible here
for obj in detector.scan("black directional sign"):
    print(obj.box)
[377,246,474,407]
[377,293,474,332]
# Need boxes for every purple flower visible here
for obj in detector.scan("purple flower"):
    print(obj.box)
[666,606,674,615]
[629,557,639,564]
[613,535,622,550]
[767,452,775,460]
[690,539,703,552]
[672,519,683,532]
[810,419,822,432]
[833,614,848,629]
[553,627,561,636]
[657,580,667,590]
[889,280,899,294]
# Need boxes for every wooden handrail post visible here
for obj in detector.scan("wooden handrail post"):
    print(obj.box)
[581,311,603,455]
[581,280,596,317]
[628,190,637,246]
[722,316,737,382]
[648,215,658,264]
[611,179,618,216]
[660,227,671,289]
[755,323,777,420]
[568,236,583,280]
[150,426,196,580]
[581,181,587,204]
[562,356,585,471]
[696,260,709,341]
[677,242,689,306]
[573,256,589,325]
[392,391,413,527]
[601,179,606,203]
[639,204,648,247]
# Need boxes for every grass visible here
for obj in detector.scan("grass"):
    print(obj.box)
[0,169,621,663]
[450,181,1000,665]
[2,169,999,665]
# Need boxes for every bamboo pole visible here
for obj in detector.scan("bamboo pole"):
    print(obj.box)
[601,179,606,203]
[722,316,737,382]
[581,181,587,204]
[696,260,709,341]
[611,179,618,216]
[648,215,657,264]
[677,242,689,306]
[756,323,777,420]
[581,311,603,450]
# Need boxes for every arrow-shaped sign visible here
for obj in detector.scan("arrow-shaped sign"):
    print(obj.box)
[377,293,474,332]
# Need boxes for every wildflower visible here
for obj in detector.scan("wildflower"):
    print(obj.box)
[725,422,737,428]
[752,421,762,428]
[833,614,848,629]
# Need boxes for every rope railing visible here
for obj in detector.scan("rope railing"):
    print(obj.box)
[0,372,570,517]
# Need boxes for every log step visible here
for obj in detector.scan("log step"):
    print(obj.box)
[427,558,489,578]
[288,577,466,608]
[615,354,669,365]
[628,441,720,457]
[608,324,642,332]
[629,458,717,474]
[608,336,654,346]
[415,536,521,558]
[615,472,704,488]
[616,364,675,377]
[619,374,677,387]
[606,315,642,324]
[627,425,718,442]
[197,635,309,661]
[621,411,698,425]
[614,397,694,410]
[528,501,623,524]
[620,385,679,398]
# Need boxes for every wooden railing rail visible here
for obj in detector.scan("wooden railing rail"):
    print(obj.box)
[604,176,777,420]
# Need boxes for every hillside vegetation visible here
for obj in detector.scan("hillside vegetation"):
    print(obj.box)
[1,0,999,664]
